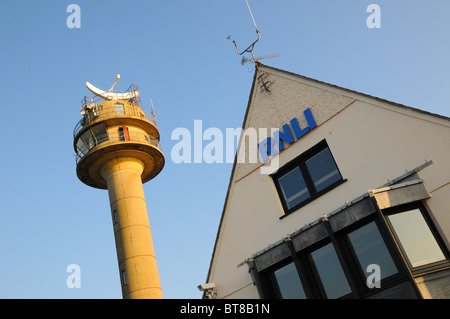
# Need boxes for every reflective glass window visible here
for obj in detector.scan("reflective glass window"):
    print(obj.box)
[76,138,87,155]
[274,262,307,299]
[274,142,344,215]
[278,167,310,209]
[91,123,108,143]
[347,222,398,281]
[305,148,342,192]
[387,209,446,268]
[80,130,94,150]
[311,243,351,298]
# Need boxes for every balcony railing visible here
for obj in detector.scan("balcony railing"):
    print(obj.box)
[75,130,162,164]
[74,101,156,137]
[81,83,141,107]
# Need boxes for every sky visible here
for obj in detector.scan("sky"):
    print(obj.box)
[0,1,449,299]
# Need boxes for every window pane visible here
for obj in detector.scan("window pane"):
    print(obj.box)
[115,103,125,115]
[305,148,342,192]
[387,209,446,267]
[121,269,127,285]
[277,167,310,209]
[348,222,398,281]
[274,262,307,299]
[80,130,95,150]
[311,243,351,298]
[91,124,108,143]
[76,138,87,155]
[112,209,119,224]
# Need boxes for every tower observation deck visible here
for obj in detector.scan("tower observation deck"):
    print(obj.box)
[73,75,165,299]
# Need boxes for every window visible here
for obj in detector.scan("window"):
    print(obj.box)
[273,262,307,299]
[115,103,125,115]
[80,129,95,150]
[277,167,310,209]
[121,269,128,286]
[273,141,344,216]
[257,203,445,299]
[386,207,447,269]
[310,243,352,298]
[118,126,130,141]
[76,138,88,155]
[346,221,398,283]
[112,209,119,224]
[259,215,425,299]
[305,148,342,193]
[91,123,108,144]
[75,124,108,157]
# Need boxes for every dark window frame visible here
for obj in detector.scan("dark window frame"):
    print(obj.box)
[305,239,354,299]
[336,216,408,297]
[273,140,346,218]
[270,258,308,299]
[263,214,423,299]
[267,240,325,299]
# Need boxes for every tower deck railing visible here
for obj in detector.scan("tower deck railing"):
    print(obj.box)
[75,130,162,164]
[73,101,157,137]
[82,84,142,108]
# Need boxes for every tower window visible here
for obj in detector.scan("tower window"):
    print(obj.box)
[112,209,119,224]
[121,269,128,286]
[91,123,108,144]
[118,126,130,141]
[115,103,125,115]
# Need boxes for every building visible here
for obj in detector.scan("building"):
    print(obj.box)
[203,64,450,299]
[73,76,165,299]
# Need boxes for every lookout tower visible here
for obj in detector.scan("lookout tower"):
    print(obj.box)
[73,75,165,299]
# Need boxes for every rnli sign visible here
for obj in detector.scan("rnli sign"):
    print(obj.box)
[258,108,317,162]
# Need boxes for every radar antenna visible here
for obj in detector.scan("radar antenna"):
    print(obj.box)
[227,0,278,93]
[86,74,140,101]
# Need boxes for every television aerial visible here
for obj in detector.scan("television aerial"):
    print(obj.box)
[227,0,278,92]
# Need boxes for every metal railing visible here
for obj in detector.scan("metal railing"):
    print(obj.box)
[81,84,141,108]
[73,102,157,137]
[75,130,162,164]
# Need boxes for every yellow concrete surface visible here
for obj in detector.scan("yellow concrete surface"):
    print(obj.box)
[101,157,163,299]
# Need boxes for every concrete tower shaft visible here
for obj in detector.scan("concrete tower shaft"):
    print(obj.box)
[101,157,162,299]
[73,80,164,299]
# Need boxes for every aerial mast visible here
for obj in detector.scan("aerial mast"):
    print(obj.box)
[227,0,278,92]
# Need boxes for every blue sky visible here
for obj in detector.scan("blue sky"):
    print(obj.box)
[0,1,448,299]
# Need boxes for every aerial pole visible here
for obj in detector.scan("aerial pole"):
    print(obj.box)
[227,0,278,92]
